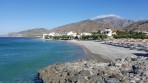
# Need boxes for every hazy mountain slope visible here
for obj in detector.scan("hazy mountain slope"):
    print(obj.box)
[90,14,134,28]
[49,20,122,34]
[6,28,50,37]
[125,20,148,31]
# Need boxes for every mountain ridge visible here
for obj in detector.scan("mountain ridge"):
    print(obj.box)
[90,14,123,20]
[90,14,134,28]
[4,14,148,37]
[49,20,122,34]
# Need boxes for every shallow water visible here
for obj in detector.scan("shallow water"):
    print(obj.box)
[0,37,90,83]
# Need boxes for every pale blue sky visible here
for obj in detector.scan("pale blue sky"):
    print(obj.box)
[0,0,148,34]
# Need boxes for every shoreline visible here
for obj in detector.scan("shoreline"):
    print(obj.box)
[38,40,148,83]
[68,40,147,62]
[66,40,112,63]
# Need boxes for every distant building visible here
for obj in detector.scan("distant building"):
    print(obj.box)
[142,31,148,35]
[43,31,78,39]
[49,32,56,36]
[80,32,92,36]
[103,28,112,36]
[43,32,56,38]
[67,31,77,37]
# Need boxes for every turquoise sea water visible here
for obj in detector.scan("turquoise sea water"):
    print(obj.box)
[0,37,90,83]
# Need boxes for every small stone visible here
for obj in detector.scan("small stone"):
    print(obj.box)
[130,80,136,83]
[125,57,131,62]
[88,75,99,80]
[143,71,148,76]
[112,74,122,80]
[134,77,140,81]
[121,70,129,75]
[129,73,134,78]
[112,70,119,75]
[121,64,127,68]
[108,62,115,66]
[115,63,122,67]
[79,70,90,76]
[121,58,125,62]
[68,76,78,82]
[143,80,148,83]
[59,79,66,83]
[78,77,87,83]
[116,58,121,62]
[105,78,119,83]
[124,79,130,83]
[88,78,103,83]
[131,58,137,61]
[52,78,59,83]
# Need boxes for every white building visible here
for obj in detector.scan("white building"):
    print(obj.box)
[67,31,77,37]
[142,31,148,35]
[103,28,112,36]
[47,32,56,36]
[43,32,57,38]
[80,32,92,36]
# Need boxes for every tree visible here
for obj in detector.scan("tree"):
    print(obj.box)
[44,35,49,39]
[113,30,148,39]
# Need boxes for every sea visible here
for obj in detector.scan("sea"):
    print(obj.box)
[0,37,91,83]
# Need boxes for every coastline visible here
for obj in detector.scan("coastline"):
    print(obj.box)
[68,40,147,62]
[66,40,111,63]
[38,40,148,83]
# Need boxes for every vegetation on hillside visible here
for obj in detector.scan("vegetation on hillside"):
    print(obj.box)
[80,31,108,40]
[113,30,148,39]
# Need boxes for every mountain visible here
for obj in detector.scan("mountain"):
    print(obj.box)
[5,28,50,37]
[125,20,148,31]
[49,20,122,34]
[5,14,141,37]
[90,14,134,28]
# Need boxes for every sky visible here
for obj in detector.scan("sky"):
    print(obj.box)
[0,0,148,34]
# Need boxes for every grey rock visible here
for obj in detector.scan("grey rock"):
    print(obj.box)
[143,71,148,76]
[79,70,90,76]
[105,78,120,83]
[121,70,129,75]
[78,77,87,83]
[68,76,78,83]
[130,80,136,83]
[38,56,148,83]
[112,74,122,80]
[59,79,66,83]
[129,73,134,78]
[90,75,104,83]
[88,75,99,80]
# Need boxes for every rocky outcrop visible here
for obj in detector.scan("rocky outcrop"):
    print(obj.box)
[38,56,148,83]
[125,20,148,31]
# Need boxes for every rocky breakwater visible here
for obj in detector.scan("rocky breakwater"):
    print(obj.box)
[38,56,148,83]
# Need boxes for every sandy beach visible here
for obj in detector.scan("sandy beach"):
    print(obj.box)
[69,40,147,61]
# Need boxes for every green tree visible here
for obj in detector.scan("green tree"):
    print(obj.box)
[44,35,49,39]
